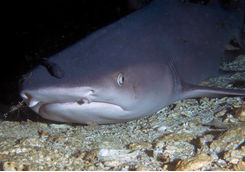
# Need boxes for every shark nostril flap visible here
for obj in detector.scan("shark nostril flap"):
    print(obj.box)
[20,92,39,107]
[21,92,31,100]
[29,100,39,107]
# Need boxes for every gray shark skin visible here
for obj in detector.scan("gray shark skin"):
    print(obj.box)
[20,0,245,124]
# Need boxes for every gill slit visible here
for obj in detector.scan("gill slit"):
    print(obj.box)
[167,57,183,101]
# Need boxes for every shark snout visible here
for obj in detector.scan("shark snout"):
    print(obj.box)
[20,87,95,109]
[21,92,40,107]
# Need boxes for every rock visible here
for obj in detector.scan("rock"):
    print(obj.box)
[135,166,153,171]
[233,160,245,171]
[235,104,245,122]
[176,153,212,171]
[223,145,245,164]
[2,161,28,171]
[127,141,151,150]
[210,126,245,154]
[214,109,227,118]
[103,160,122,167]
[161,141,195,162]
[97,149,139,162]
[49,124,72,129]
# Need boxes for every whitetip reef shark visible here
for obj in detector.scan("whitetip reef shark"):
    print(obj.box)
[20,0,245,124]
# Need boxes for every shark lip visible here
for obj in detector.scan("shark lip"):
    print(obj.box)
[29,99,125,114]
[37,100,129,124]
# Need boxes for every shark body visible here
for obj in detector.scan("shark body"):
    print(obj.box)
[20,0,245,124]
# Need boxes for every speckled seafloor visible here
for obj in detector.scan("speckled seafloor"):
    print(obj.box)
[0,56,245,170]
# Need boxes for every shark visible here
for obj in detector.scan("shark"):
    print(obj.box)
[20,0,245,124]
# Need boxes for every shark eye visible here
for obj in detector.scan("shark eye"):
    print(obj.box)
[117,73,124,86]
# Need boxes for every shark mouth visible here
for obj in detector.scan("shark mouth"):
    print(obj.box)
[20,87,128,124]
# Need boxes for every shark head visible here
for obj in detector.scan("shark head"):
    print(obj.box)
[20,58,175,124]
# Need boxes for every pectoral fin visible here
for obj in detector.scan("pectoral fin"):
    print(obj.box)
[181,82,245,99]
